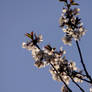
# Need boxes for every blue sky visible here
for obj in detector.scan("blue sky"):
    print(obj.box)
[0,0,92,92]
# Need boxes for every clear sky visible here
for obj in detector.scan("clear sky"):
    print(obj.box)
[0,0,92,92]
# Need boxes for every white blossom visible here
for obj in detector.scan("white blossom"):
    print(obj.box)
[90,88,92,92]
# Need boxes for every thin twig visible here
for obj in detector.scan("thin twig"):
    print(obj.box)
[73,71,86,77]
[75,75,91,84]
[76,40,92,82]
[50,62,72,92]
[70,77,85,92]
[65,69,85,92]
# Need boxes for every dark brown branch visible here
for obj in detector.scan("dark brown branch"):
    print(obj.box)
[65,70,85,92]
[70,77,85,92]
[76,40,92,83]
[75,75,91,84]
[50,62,72,92]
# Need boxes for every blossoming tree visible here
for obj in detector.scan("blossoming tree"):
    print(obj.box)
[22,0,92,92]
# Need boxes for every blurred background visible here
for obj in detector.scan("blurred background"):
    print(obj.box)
[0,0,92,92]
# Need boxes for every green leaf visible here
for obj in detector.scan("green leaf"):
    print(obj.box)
[70,0,79,5]
[25,32,33,40]
[71,2,79,5]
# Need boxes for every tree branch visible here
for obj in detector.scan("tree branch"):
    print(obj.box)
[75,75,91,84]
[70,77,85,92]
[76,40,92,83]
[50,62,72,92]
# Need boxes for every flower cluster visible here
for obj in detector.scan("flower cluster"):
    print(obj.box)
[22,32,43,50]
[22,32,84,85]
[59,1,86,45]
